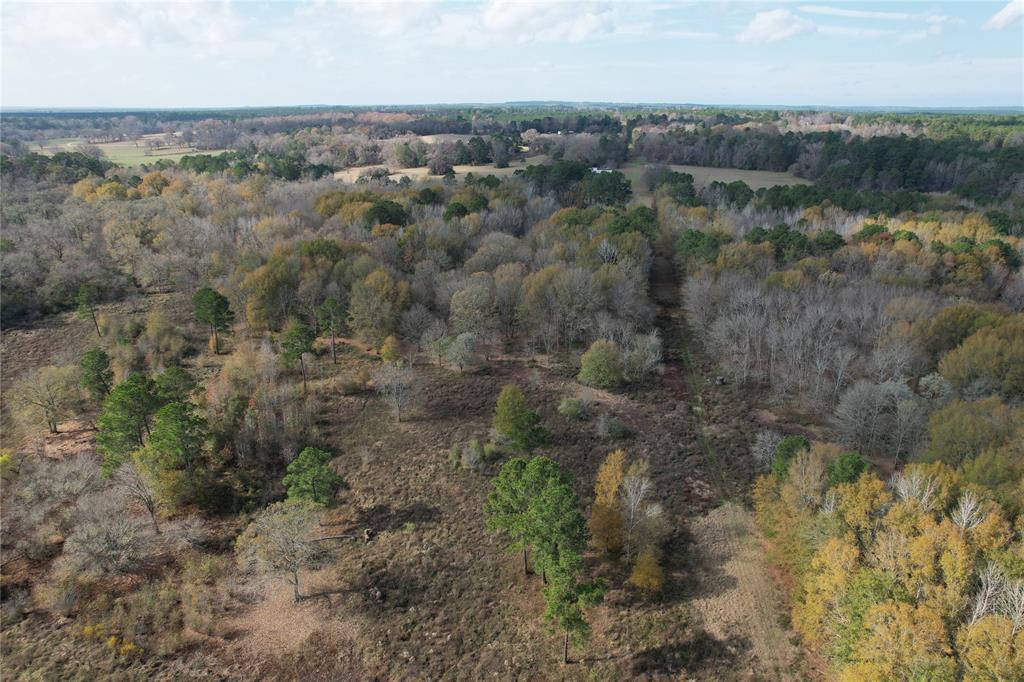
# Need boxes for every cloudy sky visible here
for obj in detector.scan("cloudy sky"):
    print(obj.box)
[2,0,1022,109]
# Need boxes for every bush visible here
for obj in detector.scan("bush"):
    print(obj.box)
[578,339,622,388]
[558,396,592,420]
[493,383,544,452]
[772,435,810,479]
[595,412,630,440]
[628,545,665,592]
[460,440,484,471]
[826,451,868,487]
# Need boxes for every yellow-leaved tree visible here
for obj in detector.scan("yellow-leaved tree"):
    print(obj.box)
[588,449,625,554]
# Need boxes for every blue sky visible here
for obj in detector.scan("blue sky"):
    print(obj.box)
[2,1,1022,108]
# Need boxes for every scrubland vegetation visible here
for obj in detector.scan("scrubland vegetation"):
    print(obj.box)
[1,103,1022,680]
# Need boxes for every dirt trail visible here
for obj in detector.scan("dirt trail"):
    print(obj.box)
[649,237,804,680]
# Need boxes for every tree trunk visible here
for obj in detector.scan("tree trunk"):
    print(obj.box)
[90,308,101,337]
[292,571,301,603]
[541,568,547,585]
[330,326,337,364]
[148,508,161,535]
[562,631,570,665]
[300,357,308,394]
[522,548,529,576]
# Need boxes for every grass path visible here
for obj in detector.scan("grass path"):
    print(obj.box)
[649,228,807,679]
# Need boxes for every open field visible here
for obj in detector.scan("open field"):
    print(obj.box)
[333,155,551,184]
[620,161,812,197]
[33,134,227,167]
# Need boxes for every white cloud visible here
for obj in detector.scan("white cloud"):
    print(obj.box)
[4,1,244,52]
[737,9,814,43]
[817,25,892,39]
[984,0,1024,30]
[799,5,909,21]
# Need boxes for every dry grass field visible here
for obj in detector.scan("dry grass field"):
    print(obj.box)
[33,134,227,166]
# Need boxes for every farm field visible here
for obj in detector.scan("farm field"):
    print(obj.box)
[33,134,227,166]
[333,155,551,183]
[619,162,812,197]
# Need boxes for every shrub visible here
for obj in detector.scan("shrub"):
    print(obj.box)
[493,383,544,452]
[772,435,810,479]
[628,545,665,592]
[558,396,592,420]
[379,335,401,363]
[460,440,485,471]
[578,339,622,389]
[826,451,868,487]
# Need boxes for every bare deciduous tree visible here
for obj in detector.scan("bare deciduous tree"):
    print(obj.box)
[64,493,149,576]
[115,462,161,535]
[235,500,324,602]
[372,362,423,422]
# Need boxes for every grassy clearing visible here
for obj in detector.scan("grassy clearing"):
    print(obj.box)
[620,161,811,198]
[33,135,226,167]
[333,156,551,184]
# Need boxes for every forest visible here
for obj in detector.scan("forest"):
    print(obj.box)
[1,103,1022,680]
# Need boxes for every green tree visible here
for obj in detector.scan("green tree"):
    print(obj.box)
[364,200,408,227]
[281,319,316,394]
[136,401,209,508]
[379,335,401,363]
[772,435,810,479]
[584,170,631,206]
[192,287,234,354]
[493,383,544,452]
[97,372,159,474]
[542,553,606,664]
[282,447,343,505]
[527,477,588,583]
[578,339,622,388]
[154,366,196,405]
[76,283,101,337]
[826,451,868,487]
[315,297,345,364]
[485,456,567,575]
[79,347,113,404]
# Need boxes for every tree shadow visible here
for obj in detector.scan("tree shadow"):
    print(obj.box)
[631,629,753,677]
[354,502,441,533]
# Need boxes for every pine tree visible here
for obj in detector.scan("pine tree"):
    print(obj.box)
[283,447,343,505]
[96,372,159,474]
[315,297,345,364]
[192,287,234,354]
[542,551,606,664]
[75,283,101,337]
[154,366,196,405]
[281,319,316,394]
[79,347,113,404]
[493,383,544,452]
[485,456,566,575]
[528,477,588,583]
[136,401,209,509]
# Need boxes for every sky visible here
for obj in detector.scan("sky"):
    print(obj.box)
[1,0,1022,109]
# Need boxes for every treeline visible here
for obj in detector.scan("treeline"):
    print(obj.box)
[635,129,1024,200]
